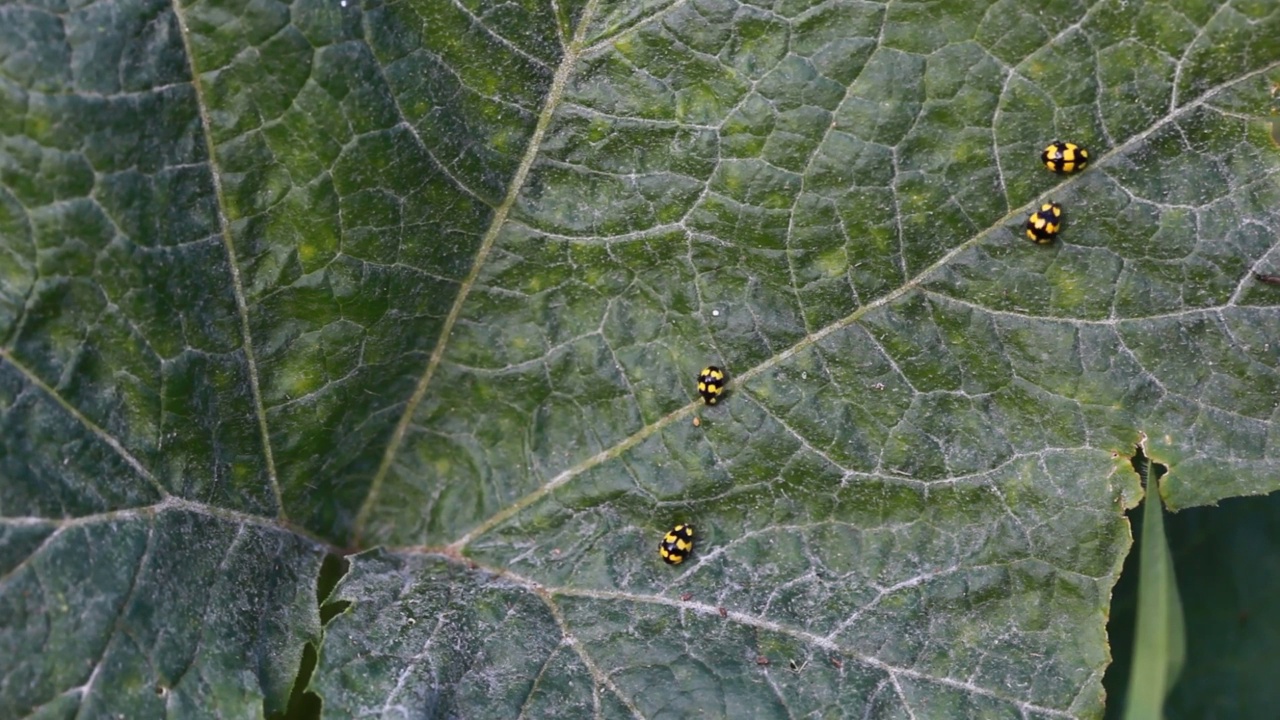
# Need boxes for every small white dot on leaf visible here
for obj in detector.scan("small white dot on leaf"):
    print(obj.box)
[712,310,720,316]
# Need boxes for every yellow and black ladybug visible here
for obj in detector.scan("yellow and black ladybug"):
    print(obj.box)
[1025,202,1064,243]
[697,366,725,405]
[1041,141,1089,174]
[659,524,695,565]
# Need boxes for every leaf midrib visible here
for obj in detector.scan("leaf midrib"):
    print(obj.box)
[350,0,607,544]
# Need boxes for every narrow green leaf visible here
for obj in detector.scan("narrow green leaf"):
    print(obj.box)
[1123,453,1185,720]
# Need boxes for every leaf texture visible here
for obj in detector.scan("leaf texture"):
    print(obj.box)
[2,0,1280,716]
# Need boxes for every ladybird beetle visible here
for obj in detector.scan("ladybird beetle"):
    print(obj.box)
[1025,202,1063,243]
[697,366,725,405]
[659,523,695,565]
[1041,141,1089,174]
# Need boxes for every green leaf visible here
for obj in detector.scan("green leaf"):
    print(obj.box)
[2,0,1279,716]
[1121,452,1184,720]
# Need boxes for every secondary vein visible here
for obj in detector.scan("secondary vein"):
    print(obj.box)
[171,2,285,520]
[352,0,605,544]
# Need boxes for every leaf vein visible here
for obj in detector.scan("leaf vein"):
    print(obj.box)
[548,585,1077,718]
[70,515,155,720]
[170,2,283,519]
[354,0,607,544]
[0,350,164,498]
[538,591,648,720]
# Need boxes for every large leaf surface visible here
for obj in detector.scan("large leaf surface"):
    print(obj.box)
[2,0,1279,716]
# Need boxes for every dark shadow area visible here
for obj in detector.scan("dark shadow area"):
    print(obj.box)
[273,643,322,720]
[269,552,353,720]
[318,552,353,623]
